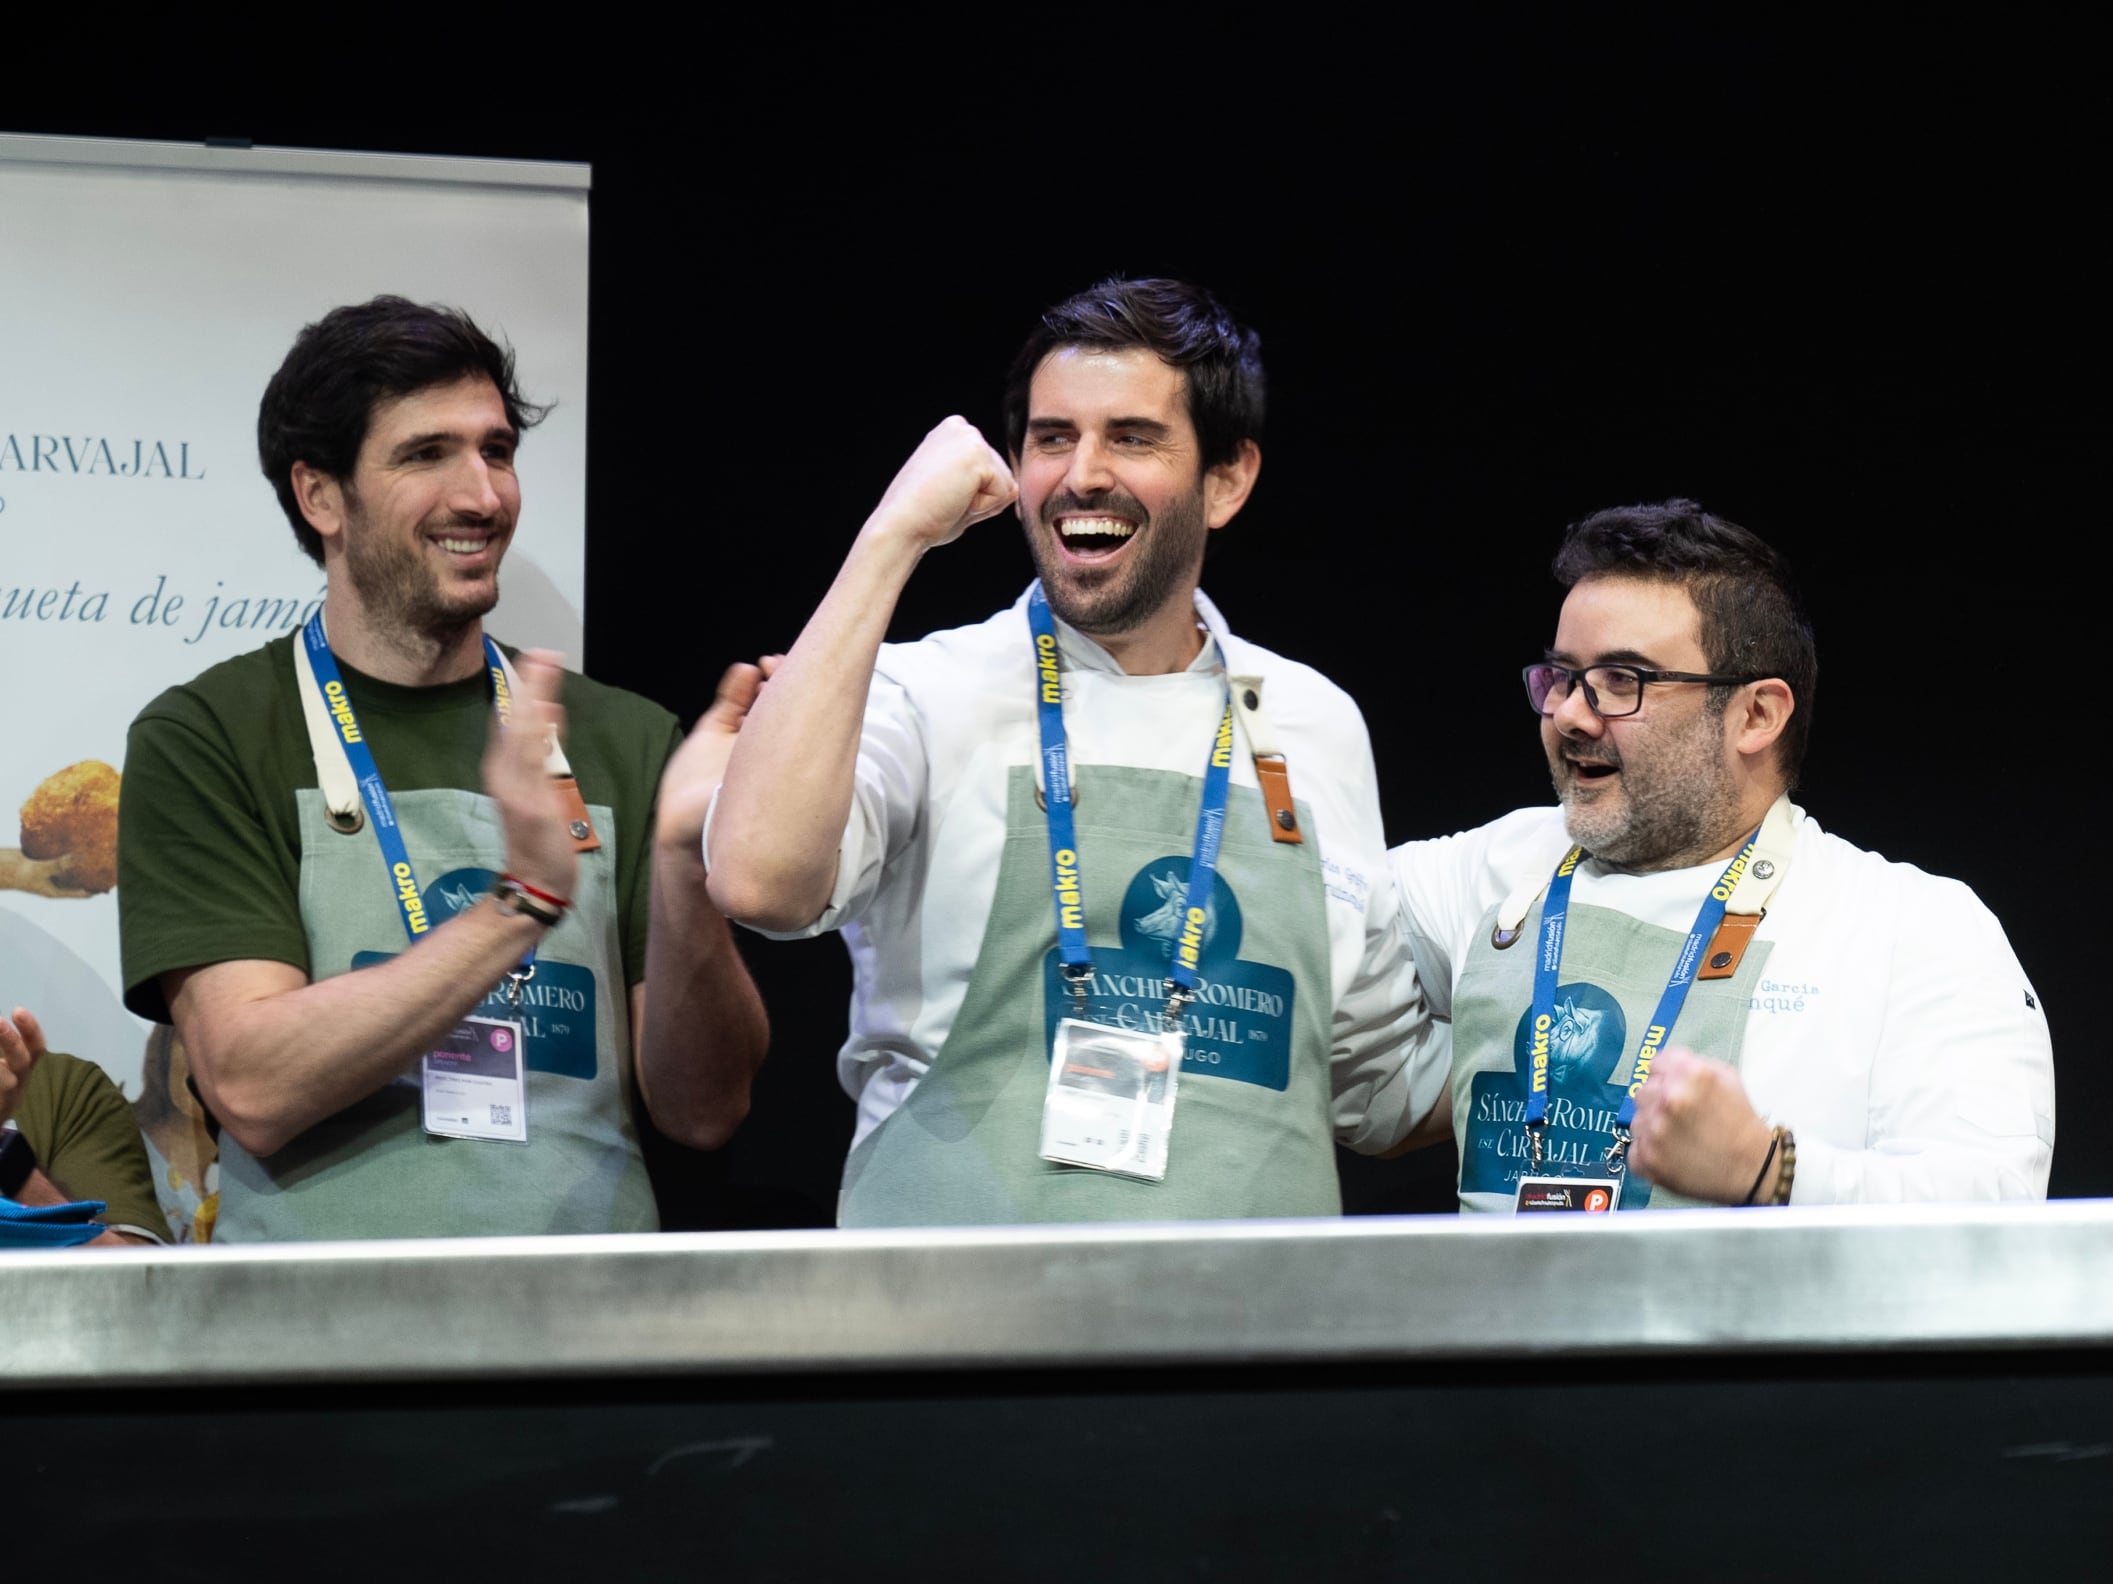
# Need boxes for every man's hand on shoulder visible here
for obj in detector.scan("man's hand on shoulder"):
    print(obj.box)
[657,656,782,855]
[1,1005,45,1126]
[1626,1047,1780,1205]
[482,648,580,904]
[863,416,1018,554]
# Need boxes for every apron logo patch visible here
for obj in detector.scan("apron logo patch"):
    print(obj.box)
[1041,857,1295,1092]
[1123,860,1241,966]
[1462,981,1645,1204]
[427,866,500,920]
[1543,994,1615,1086]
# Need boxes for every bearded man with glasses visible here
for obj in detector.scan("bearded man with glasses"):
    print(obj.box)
[1389,501,2053,1212]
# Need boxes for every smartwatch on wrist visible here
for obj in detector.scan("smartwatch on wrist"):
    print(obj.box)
[0,1126,37,1198]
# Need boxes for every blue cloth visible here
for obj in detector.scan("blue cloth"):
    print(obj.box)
[0,1195,107,1249]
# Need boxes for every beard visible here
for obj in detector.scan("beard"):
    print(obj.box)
[1024,479,1208,638]
[1550,705,1746,872]
[341,491,503,646]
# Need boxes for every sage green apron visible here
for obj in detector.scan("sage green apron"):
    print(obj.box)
[211,787,655,1241]
[1450,897,1773,1213]
[840,764,1338,1227]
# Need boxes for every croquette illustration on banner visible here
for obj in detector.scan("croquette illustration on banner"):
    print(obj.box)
[1039,856,1297,1091]
[2,763,121,898]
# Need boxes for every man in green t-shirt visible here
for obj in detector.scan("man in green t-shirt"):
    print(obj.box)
[3,1006,165,1245]
[117,297,769,1242]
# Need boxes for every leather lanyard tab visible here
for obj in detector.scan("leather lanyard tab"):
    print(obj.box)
[1254,755,1303,845]
[1229,673,1304,846]
[1698,911,1762,980]
[554,776,602,853]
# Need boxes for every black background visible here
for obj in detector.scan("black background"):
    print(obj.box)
[23,16,2105,1220]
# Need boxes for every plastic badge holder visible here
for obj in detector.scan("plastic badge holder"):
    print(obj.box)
[1040,1017,1182,1182]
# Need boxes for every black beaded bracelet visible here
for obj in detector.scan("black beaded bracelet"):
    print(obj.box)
[1743,1125,1785,1206]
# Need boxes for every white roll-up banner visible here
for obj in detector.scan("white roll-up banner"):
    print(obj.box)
[0,133,590,1238]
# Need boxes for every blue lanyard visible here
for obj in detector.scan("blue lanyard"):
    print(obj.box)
[1026,585,1234,1015]
[301,612,536,977]
[1524,828,1761,1134]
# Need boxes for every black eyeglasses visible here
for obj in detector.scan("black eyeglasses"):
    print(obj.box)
[1523,662,1764,719]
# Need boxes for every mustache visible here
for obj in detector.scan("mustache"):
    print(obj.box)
[1038,486,1148,529]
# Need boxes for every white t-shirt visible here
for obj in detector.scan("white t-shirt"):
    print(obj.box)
[724,587,1444,1155]
[1391,804,2055,1202]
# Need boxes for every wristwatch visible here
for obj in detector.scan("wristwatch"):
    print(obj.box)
[0,1126,37,1198]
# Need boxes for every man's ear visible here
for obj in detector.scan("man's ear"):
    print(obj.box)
[1733,678,1795,762]
[1203,439,1262,530]
[290,461,349,547]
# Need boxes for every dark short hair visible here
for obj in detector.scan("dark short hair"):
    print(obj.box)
[1553,500,1819,783]
[257,296,549,566]
[1002,278,1265,471]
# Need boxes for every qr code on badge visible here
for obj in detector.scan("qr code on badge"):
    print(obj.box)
[489,1104,513,1126]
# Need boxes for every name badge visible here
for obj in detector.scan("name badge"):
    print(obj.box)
[1039,1018,1182,1182]
[1514,1174,1622,1213]
[422,1016,528,1143]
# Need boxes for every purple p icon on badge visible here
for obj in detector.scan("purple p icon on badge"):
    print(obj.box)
[490,1027,515,1054]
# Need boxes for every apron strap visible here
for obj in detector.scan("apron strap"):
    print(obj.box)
[291,635,365,834]
[1494,793,1801,955]
[1229,672,1304,846]
[1698,793,1797,978]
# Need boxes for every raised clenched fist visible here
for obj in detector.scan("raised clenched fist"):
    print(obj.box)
[864,416,1018,552]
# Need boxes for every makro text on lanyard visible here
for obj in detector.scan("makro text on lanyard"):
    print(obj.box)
[1026,584,1234,1031]
[1524,828,1761,1170]
[301,612,539,996]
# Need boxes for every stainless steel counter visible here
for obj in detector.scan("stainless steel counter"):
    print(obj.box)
[9,1200,2111,1390]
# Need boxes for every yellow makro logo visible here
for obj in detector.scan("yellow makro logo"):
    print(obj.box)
[323,679,362,744]
[1175,905,1207,971]
[1629,1023,1668,1096]
[1036,632,1061,705]
[1211,709,1233,769]
[393,860,429,934]
[1556,848,1581,878]
[490,665,513,726]
[1529,1011,1551,1091]
[1711,840,1757,901]
[1053,846,1083,931]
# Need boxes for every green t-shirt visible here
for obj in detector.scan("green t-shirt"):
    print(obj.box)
[12,1051,168,1240]
[118,632,682,1022]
